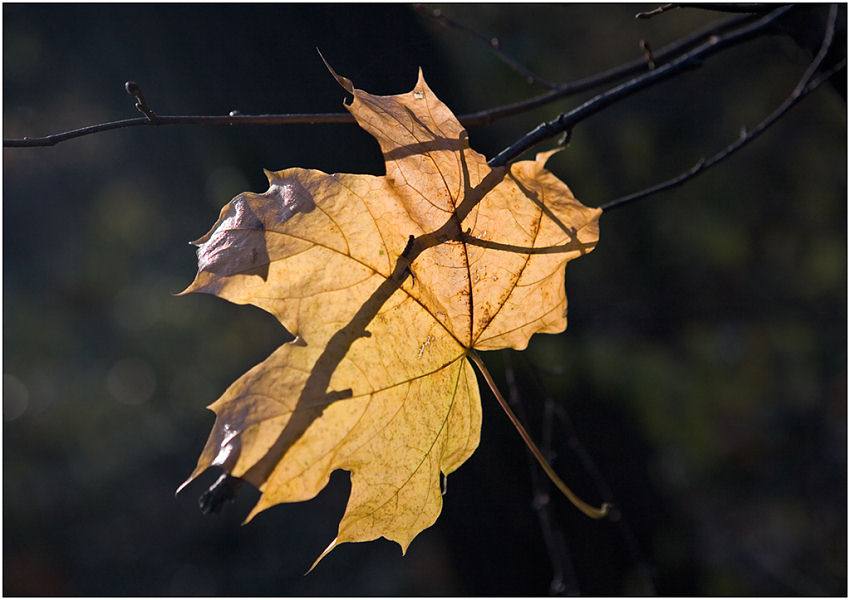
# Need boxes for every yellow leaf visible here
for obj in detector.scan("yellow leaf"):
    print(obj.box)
[180,69,601,563]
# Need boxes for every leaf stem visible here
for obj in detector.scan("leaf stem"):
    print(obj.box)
[467,350,610,519]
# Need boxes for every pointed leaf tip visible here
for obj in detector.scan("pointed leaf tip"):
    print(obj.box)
[174,477,191,497]
[317,49,354,95]
[306,538,339,574]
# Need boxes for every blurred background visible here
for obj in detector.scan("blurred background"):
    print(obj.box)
[3,4,845,595]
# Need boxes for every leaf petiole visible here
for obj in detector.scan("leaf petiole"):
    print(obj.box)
[468,350,611,519]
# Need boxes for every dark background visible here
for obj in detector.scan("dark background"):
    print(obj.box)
[4,4,845,596]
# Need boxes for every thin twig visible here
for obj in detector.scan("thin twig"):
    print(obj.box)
[679,3,788,14]
[504,351,578,595]
[635,4,677,19]
[487,4,794,167]
[460,12,757,126]
[2,12,758,148]
[640,40,657,70]
[2,111,357,148]
[520,353,659,595]
[636,3,781,19]
[414,4,558,89]
[601,4,842,212]
[125,81,158,123]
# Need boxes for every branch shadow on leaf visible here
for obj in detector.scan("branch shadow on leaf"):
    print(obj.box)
[189,131,591,543]
[382,133,467,163]
[473,171,597,256]
[196,143,507,510]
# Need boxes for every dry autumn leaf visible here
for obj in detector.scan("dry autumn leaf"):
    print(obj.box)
[179,68,602,566]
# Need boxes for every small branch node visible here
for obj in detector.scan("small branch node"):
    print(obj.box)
[125,80,158,124]
[640,40,657,70]
[635,4,677,19]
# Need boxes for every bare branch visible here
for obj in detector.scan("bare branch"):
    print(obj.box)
[518,353,659,595]
[469,350,611,520]
[459,12,757,126]
[413,4,558,89]
[636,3,783,19]
[679,3,789,15]
[635,4,677,19]
[2,111,358,148]
[601,4,842,212]
[487,4,794,167]
[2,12,758,148]
[3,76,358,148]
[503,351,579,595]
[125,81,158,123]
[640,40,657,70]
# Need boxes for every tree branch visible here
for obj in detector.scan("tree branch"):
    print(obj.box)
[679,3,790,14]
[503,351,579,595]
[487,4,795,167]
[2,111,358,148]
[518,353,659,595]
[453,12,758,126]
[636,3,786,19]
[1,11,760,148]
[601,3,842,212]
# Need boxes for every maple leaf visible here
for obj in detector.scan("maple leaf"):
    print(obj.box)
[179,68,602,566]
